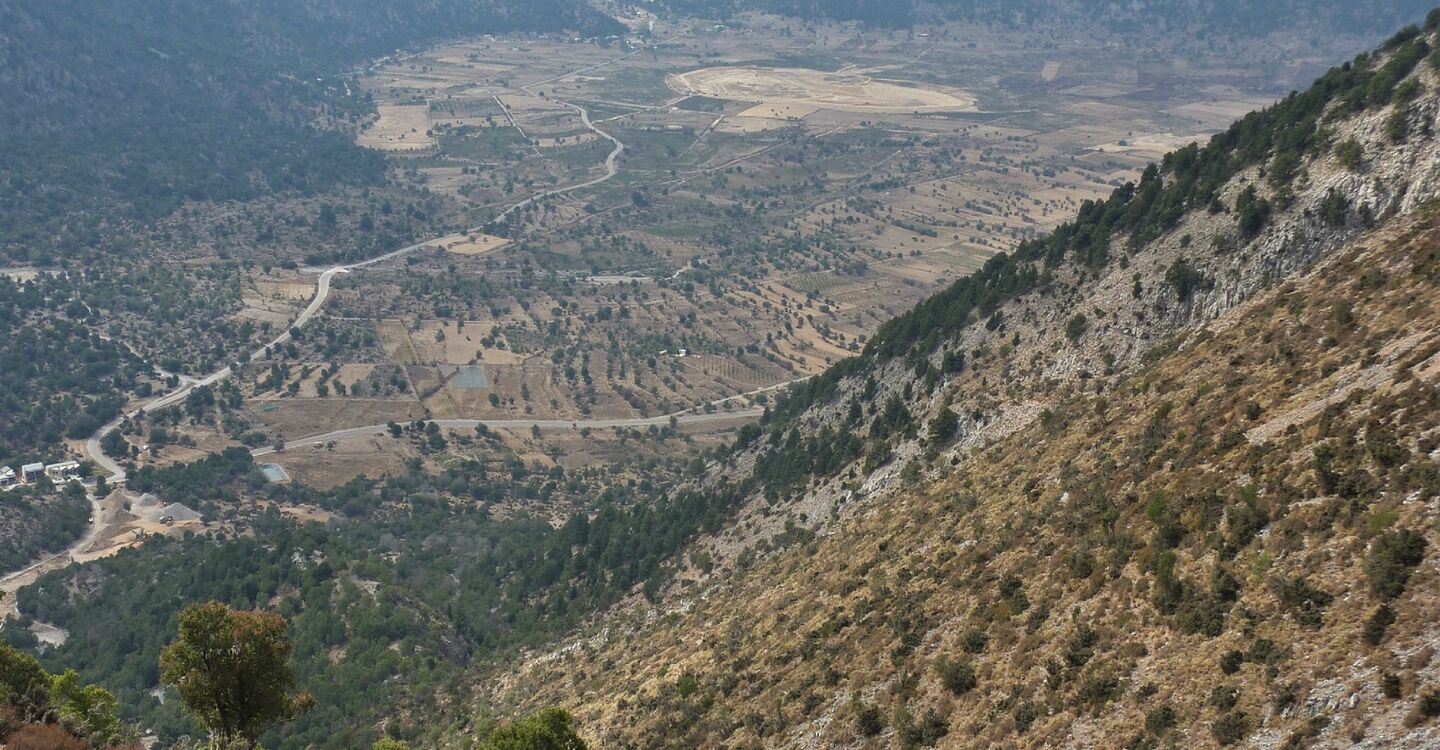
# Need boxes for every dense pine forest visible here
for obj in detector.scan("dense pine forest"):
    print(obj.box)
[0,0,621,262]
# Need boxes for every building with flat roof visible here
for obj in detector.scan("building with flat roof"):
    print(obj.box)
[0,466,15,488]
[45,460,81,482]
[20,462,44,483]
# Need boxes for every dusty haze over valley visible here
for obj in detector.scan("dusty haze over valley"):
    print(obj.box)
[1,1,1439,748]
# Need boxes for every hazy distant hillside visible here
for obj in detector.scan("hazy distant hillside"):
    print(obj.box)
[0,0,620,260]
[658,0,1434,35]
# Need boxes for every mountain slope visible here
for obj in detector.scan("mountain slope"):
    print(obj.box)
[471,18,1440,749]
[489,202,1440,749]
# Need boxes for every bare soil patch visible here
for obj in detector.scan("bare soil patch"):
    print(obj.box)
[358,104,434,152]
[667,67,975,113]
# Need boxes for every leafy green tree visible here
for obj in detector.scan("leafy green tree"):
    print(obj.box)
[372,740,411,750]
[481,708,587,750]
[0,643,52,720]
[51,669,122,744]
[160,602,315,749]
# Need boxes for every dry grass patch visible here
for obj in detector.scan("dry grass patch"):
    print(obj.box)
[357,104,434,152]
[668,66,976,112]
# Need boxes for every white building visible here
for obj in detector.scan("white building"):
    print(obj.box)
[0,466,15,488]
[45,460,81,482]
[20,462,44,483]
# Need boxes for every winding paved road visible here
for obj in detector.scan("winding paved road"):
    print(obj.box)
[85,73,625,482]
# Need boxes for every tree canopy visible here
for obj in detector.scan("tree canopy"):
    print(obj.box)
[159,602,315,749]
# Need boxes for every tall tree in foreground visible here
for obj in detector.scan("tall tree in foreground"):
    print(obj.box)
[160,602,314,749]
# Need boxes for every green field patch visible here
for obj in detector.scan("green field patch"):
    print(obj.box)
[605,125,701,170]
[429,97,505,118]
[784,271,850,295]
[643,221,718,240]
[675,95,734,113]
[439,126,530,160]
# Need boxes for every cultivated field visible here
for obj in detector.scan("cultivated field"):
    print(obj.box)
[357,104,434,151]
[666,67,976,112]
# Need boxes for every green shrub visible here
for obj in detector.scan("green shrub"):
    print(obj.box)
[895,707,949,749]
[1067,549,1096,579]
[1211,685,1240,710]
[1386,107,1412,143]
[1363,605,1397,645]
[1212,711,1251,746]
[1014,701,1038,734]
[927,408,959,446]
[1076,670,1121,713]
[1366,529,1427,600]
[481,707,587,750]
[1334,137,1364,170]
[1281,716,1330,750]
[1236,186,1272,237]
[1320,189,1349,227]
[1220,650,1245,675]
[1269,576,1333,629]
[934,656,977,696]
[1381,672,1402,699]
[0,644,52,721]
[1144,704,1176,735]
[853,694,885,737]
[1420,690,1440,719]
[999,576,1030,614]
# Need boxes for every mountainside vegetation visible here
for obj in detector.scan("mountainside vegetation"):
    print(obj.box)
[481,158,1440,750]
[466,13,1440,748]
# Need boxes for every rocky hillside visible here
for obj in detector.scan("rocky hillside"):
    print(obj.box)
[466,17,1440,750]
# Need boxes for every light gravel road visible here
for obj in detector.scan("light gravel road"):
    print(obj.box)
[250,407,764,458]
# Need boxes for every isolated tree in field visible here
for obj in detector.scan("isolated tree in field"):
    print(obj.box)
[160,602,314,749]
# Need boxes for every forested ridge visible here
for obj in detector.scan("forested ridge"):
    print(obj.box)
[658,0,1435,35]
[7,446,754,748]
[0,277,152,466]
[0,0,621,262]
